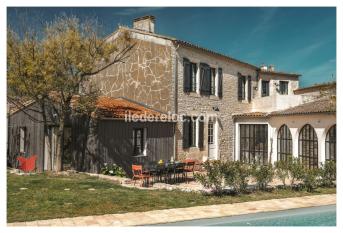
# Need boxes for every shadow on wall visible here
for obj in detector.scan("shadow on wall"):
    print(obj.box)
[71,117,174,177]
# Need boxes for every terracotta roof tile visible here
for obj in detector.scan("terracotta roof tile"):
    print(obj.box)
[270,98,336,116]
[232,112,269,118]
[233,98,336,119]
[293,82,336,95]
[95,96,164,120]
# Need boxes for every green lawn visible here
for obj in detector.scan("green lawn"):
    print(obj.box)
[7,172,336,223]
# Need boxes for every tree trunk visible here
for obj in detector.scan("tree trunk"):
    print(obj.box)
[54,116,65,172]
[41,102,51,171]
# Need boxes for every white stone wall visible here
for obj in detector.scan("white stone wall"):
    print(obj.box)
[234,113,336,166]
[252,73,301,112]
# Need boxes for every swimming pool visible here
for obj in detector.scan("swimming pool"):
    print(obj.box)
[153,205,336,226]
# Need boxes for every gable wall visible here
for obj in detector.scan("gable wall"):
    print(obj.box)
[90,32,174,113]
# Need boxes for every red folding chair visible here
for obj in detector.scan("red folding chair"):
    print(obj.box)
[132,165,151,187]
[16,156,26,171]
[16,155,37,172]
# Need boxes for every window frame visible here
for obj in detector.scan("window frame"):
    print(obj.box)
[190,62,197,92]
[277,124,292,162]
[238,75,246,100]
[298,124,318,169]
[279,81,289,95]
[208,120,214,145]
[210,67,216,96]
[261,80,270,97]
[133,128,147,156]
[190,116,197,147]
[239,124,268,165]
[19,127,26,154]
[325,125,336,161]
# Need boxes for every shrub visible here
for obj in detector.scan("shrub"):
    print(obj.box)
[252,164,274,190]
[101,163,126,177]
[222,161,236,191]
[288,158,305,186]
[223,161,252,193]
[194,160,225,195]
[274,159,290,188]
[303,168,320,192]
[320,161,336,187]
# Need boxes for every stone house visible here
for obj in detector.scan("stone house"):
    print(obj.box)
[8,15,336,173]
[86,15,335,169]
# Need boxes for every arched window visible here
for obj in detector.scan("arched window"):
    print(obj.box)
[277,124,292,162]
[298,124,318,169]
[325,125,336,161]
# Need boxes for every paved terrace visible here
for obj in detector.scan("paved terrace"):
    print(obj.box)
[8,194,336,226]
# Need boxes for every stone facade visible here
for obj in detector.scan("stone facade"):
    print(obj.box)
[174,46,257,161]
[88,19,303,163]
[90,36,173,113]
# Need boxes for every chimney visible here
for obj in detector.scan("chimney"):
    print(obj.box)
[133,15,155,33]
[260,64,268,71]
[268,65,275,72]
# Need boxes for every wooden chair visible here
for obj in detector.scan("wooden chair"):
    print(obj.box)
[174,162,186,183]
[132,165,151,187]
[184,160,196,182]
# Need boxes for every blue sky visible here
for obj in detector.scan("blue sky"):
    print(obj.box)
[7,7,336,87]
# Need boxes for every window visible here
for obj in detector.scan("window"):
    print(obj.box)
[325,125,336,161]
[208,120,214,145]
[239,124,268,165]
[277,124,292,162]
[238,74,246,100]
[183,116,204,149]
[210,67,216,95]
[133,128,146,156]
[183,58,197,93]
[261,80,270,97]
[19,127,26,153]
[298,124,318,169]
[247,76,252,102]
[190,117,197,147]
[190,62,197,92]
[279,81,288,95]
[183,116,197,148]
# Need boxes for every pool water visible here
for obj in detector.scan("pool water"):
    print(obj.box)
[154,205,336,226]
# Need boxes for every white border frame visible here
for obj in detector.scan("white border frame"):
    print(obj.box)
[1,1,341,232]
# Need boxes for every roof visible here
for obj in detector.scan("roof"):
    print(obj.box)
[109,26,299,76]
[259,70,301,77]
[133,15,155,22]
[233,98,336,119]
[294,82,336,95]
[232,112,269,118]
[7,98,36,116]
[173,40,258,70]
[270,98,336,116]
[95,96,167,121]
